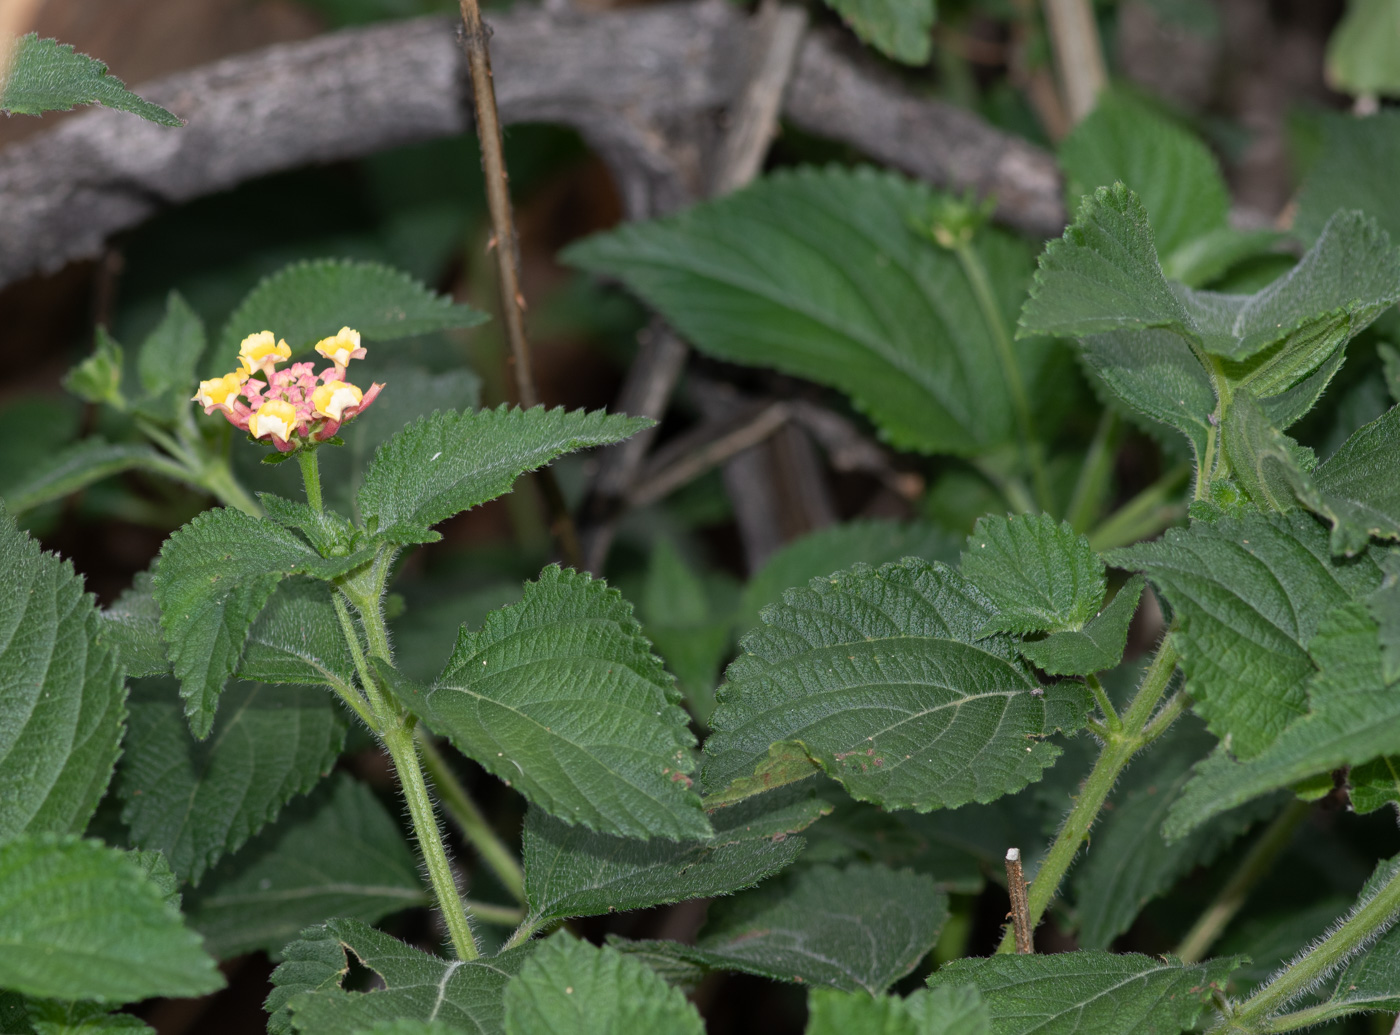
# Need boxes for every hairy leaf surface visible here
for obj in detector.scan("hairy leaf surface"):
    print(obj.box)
[429,565,708,840]
[1019,575,1144,676]
[359,406,648,544]
[564,166,1051,456]
[678,863,946,993]
[267,918,532,1035]
[521,782,832,925]
[99,571,169,678]
[927,951,1240,1034]
[503,934,704,1035]
[1167,600,1400,837]
[0,835,221,1003]
[805,986,990,1035]
[1110,508,1379,758]
[187,774,425,959]
[0,510,124,841]
[153,507,373,737]
[217,259,486,358]
[238,579,359,692]
[703,558,1091,809]
[118,679,345,884]
[1,34,180,124]
[960,513,1105,634]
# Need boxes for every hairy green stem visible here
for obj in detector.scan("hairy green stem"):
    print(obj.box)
[416,730,527,905]
[1224,856,1400,1031]
[953,240,1053,513]
[1176,798,1311,964]
[997,637,1182,953]
[381,723,481,960]
[504,914,550,952]
[297,448,324,512]
[1067,410,1117,533]
[1086,464,1191,552]
[329,593,381,731]
[1084,673,1121,734]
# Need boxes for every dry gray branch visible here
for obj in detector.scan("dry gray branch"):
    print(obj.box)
[0,0,1063,291]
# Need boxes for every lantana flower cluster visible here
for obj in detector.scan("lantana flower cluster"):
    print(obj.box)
[192,327,384,452]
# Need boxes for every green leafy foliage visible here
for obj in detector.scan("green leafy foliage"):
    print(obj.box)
[216,259,486,358]
[428,565,709,840]
[0,509,124,842]
[152,506,373,737]
[657,862,947,993]
[638,540,733,723]
[132,293,208,422]
[186,774,425,959]
[1295,111,1400,244]
[237,579,360,692]
[502,934,704,1035]
[358,406,650,544]
[564,166,1052,456]
[960,513,1105,634]
[520,782,832,925]
[62,330,125,409]
[1167,599,1400,838]
[1295,855,1400,1018]
[927,951,1240,1034]
[21,999,155,1034]
[1019,575,1144,676]
[118,679,345,884]
[736,520,959,636]
[1325,0,1400,98]
[0,440,189,516]
[805,986,990,1035]
[266,918,532,1035]
[822,0,935,66]
[1110,508,1379,758]
[0,34,181,124]
[0,835,221,1003]
[1071,718,1282,949]
[99,572,170,678]
[1309,403,1400,551]
[702,558,1091,810]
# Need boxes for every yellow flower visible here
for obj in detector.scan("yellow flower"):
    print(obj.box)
[237,330,292,375]
[314,326,365,368]
[311,380,364,422]
[191,372,245,412]
[250,398,298,442]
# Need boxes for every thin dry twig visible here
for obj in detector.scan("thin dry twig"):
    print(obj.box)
[1005,847,1034,954]
[627,400,791,509]
[1041,0,1106,124]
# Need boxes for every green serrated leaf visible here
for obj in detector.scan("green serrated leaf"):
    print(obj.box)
[1109,508,1380,759]
[1222,391,1320,515]
[359,406,649,544]
[238,578,359,691]
[737,520,961,636]
[664,862,948,994]
[1296,111,1400,244]
[927,952,1240,1035]
[117,678,345,884]
[1166,599,1400,838]
[133,293,205,421]
[186,774,425,959]
[99,571,170,678]
[0,507,124,842]
[503,934,704,1035]
[216,259,486,360]
[1311,403,1400,552]
[1350,754,1400,814]
[22,998,155,1034]
[267,918,532,1035]
[0,835,222,1003]
[0,34,180,124]
[259,495,360,559]
[1059,90,1228,266]
[702,558,1092,810]
[822,0,935,65]
[63,329,126,410]
[1,439,190,515]
[152,507,374,737]
[1021,184,1400,363]
[961,513,1105,634]
[1072,717,1284,949]
[428,565,709,841]
[805,985,990,1035]
[521,782,833,925]
[1019,575,1144,676]
[565,166,1053,456]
